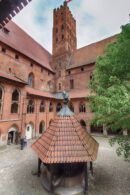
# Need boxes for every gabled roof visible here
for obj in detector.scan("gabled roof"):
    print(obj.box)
[0,0,32,28]
[67,35,117,70]
[0,70,27,85]
[32,115,99,164]
[26,86,54,98]
[0,21,53,72]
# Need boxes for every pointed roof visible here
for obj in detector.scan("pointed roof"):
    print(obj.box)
[32,113,99,164]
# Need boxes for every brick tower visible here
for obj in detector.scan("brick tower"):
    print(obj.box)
[52,1,77,92]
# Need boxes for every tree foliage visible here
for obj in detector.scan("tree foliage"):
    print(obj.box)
[89,24,130,161]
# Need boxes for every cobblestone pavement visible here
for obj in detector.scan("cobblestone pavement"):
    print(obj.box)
[0,136,129,195]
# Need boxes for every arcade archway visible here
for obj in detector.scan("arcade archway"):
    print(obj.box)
[39,121,45,134]
[7,125,19,144]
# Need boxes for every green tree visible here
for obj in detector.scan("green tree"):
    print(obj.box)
[89,24,130,161]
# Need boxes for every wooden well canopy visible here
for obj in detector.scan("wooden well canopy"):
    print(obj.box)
[0,0,32,29]
[32,95,99,164]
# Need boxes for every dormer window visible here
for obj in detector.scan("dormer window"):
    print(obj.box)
[30,63,33,67]
[1,47,6,53]
[81,67,84,71]
[68,71,71,75]
[15,54,19,60]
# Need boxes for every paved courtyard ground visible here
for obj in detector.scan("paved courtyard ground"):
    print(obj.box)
[0,136,129,195]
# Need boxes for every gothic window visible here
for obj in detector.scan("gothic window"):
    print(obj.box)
[40,101,45,112]
[61,24,64,32]
[11,89,20,114]
[79,103,86,113]
[27,100,34,113]
[56,28,58,33]
[0,86,4,113]
[62,34,64,40]
[28,73,34,87]
[56,37,58,43]
[49,102,53,112]
[70,79,74,89]
[56,103,62,112]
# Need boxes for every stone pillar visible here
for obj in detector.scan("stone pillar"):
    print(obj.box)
[103,125,108,136]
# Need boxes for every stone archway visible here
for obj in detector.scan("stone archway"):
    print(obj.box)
[39,121,45,134]
[8,125,19,145]
[25,123,34,140]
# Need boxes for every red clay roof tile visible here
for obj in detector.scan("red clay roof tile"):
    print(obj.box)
[0,21,53,72]
[67,35,117,70]
[32,115,99,163]
[0,70,27,84]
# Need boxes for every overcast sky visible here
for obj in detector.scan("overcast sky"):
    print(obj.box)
[13,0,130,53]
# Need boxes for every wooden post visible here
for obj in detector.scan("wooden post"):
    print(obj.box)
[90,161,93,175]
[84,163,88,195]
[37,158,42,177]
[50,165,54,194]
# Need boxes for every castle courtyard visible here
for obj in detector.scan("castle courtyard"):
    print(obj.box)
[0,136,129,195]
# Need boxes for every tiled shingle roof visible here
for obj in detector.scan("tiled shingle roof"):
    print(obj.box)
[0,70,27,85]
[32,115,99,163]
[0,21,53,72]
[67,35,117,70]
[26,86,55,98]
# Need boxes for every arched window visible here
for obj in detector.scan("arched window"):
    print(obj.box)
[79,103,86,113]
[28,73,34,87]
[49,102,53,112]
[0,86,4,113]
[40,101,45,112]
[11,89,20,113]
[56,103,62,112]
[27,100,34,113]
